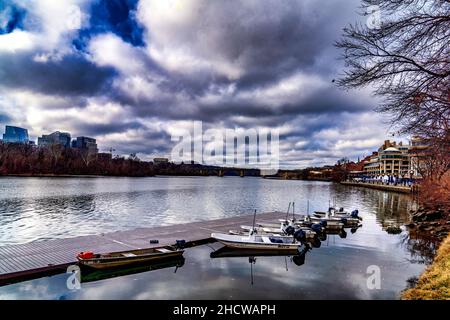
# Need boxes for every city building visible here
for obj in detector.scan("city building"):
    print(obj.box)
[38,131,71,148]
[2,125,29,144]
[363,152,380,176]
[72,136,98,155]
[363,140,410,177]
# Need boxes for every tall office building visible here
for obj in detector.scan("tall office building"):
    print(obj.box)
[2,125,29,144]
[72,136,98,155]
[38,131,71,148]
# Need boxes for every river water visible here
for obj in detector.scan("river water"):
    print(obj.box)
[0,176,435,299]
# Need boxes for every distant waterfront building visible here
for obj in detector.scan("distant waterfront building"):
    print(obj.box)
[363,140,410,177]
[2,125,29,144]
[153,157,169,165]
[38,131,71,148]
[72,136,98,155]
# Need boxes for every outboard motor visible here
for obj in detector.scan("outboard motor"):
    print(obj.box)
[319,220,327,228]
[339,229,347,239]
[319,233,327,241]
[292,254,306,266]
[311,223,323,234]
[293,229,306,243]
[311,237,321,248]
[283,225,296,236]
[175,239,186,249]
[351,209,359,218]
[341,217,348,226]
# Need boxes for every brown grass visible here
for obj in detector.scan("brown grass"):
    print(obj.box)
[402,234,450,300]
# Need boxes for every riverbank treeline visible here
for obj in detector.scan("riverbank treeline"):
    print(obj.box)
[0,142,262,177]
[0,142,155,176]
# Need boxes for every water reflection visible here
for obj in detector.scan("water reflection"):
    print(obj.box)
[401,231,439,265]
[81,256,185,284]
[211,245,311,285]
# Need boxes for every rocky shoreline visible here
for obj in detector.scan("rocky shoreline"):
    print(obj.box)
[407,206,450,240]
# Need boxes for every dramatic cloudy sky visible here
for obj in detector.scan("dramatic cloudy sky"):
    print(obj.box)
[0,0,399,168]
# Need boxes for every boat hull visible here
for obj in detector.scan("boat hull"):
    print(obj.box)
[217,239,300,250]
[78,248,184,270]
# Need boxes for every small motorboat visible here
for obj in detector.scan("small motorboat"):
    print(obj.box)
[211,232,303,251]
[268,216,342,230]
[77,245,184,270]
[312,208,361,227]
[238,224,317,240]
[314,208,362,220]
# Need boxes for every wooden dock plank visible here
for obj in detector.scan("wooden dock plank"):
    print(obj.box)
[0,211,285,285]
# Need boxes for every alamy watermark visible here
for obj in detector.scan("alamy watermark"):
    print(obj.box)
[66,265,81,290]
[170,121,279,174]
[366,265,381,289]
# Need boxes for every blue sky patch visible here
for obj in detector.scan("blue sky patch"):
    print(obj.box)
[0,2,27,35]
[73,0,144,51]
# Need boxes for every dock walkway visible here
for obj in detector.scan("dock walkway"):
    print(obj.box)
[340,181,412,193]
[0,211,285,286]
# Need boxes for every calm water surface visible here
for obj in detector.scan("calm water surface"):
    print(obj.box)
[0,176,434,299]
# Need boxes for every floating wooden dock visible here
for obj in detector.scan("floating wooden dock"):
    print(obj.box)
[0,211,286,286]
[340,181,413,193]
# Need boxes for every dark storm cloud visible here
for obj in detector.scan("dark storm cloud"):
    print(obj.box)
[76,120,144,136]
[0,112,11,123]
[0,51,117,96]
[123,81,370,126]
[110,129,173,155]
[148,0,362,93]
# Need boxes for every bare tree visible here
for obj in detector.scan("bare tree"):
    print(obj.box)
[49,143,63,166]
[79,148,95,167]
[336,0,450,140]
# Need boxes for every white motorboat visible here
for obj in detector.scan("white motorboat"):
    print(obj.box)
[211,232,302,250]
[312,208,361,226]
[240,224,316,239]
[268,216,343,229]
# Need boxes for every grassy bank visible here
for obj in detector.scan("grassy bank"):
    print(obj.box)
[402,234,450,300]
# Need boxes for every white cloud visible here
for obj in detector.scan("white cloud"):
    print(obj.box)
[0,29,37,52]
[89,33,146,75]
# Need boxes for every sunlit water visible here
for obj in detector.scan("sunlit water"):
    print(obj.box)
[0,176,434,299]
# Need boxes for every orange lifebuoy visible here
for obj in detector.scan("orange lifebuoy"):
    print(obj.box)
[77,251,94,259]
